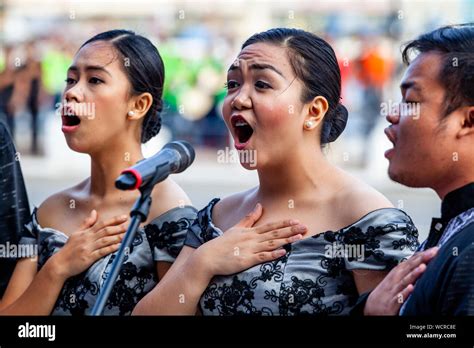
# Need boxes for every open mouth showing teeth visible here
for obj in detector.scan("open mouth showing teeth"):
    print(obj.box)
[62,115,81,126]
[232,116,254,143]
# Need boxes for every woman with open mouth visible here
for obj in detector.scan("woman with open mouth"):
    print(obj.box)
[134,28,420,316]
[0,30,200,315]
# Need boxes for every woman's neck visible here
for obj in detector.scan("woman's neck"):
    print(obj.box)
[88,143,144,199]
[256,146,339,204]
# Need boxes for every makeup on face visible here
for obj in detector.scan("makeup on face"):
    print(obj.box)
[224,51,294,152]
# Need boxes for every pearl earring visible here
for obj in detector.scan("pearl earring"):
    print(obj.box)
[305,121,313,129]
[127,111,135,117]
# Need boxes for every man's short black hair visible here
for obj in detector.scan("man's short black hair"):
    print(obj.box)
[402,23,474,117]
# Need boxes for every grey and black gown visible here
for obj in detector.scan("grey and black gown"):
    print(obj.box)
[19,205,197,315]
[184,198,419,316]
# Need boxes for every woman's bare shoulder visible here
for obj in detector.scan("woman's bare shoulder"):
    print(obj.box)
[334,172,394,225]
[36,181,88,229]
[211,187,258,229]
[147,178,193,221]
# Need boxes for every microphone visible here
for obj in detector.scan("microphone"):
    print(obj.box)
[115,140,195,190]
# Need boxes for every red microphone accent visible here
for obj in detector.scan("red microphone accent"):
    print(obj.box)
[121,168,142,190]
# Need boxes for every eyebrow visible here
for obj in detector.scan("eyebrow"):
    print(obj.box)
[400,80,422,93]
[228,62,284,77]
[68,65,112,77]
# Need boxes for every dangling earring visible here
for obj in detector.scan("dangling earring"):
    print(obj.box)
[304,120,314,129]
[127,111,135,117]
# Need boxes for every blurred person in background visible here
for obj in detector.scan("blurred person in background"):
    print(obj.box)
[0,45,16,134]
[0,42,48,154]
[354,36,395,165]
[24,41,43,155]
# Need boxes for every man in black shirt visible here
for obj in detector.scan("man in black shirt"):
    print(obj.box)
[360,23,474,315]
[400,184,474,315]
[0,119,31,297]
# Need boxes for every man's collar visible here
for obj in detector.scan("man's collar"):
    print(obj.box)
[423,182,474,250]
[441,182,474,222]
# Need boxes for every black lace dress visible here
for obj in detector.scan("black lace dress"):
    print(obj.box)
[184,198,419,316]
[19,205,197,315]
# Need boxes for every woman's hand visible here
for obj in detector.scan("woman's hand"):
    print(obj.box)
[133,204,307,316]
[364,246,439,315]
[48,210,129,280]
[196,203,307,277]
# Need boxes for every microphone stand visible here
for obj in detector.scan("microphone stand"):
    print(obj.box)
[90,167,164,316]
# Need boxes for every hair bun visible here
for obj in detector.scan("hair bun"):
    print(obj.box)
[141,101,162,143]
[323,103,348,143]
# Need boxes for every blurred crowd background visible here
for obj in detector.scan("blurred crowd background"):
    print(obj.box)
[1,0,473,238]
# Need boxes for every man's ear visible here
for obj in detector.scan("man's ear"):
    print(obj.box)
[127,92,153,120]
[303,96,329,130]
[457,106,474,138]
